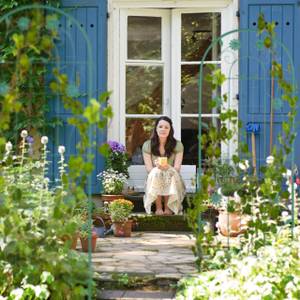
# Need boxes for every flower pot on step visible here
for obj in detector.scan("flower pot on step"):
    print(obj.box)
[61,233,79,250]
[80,231,98,252]
[113,220,132,237]
[101,194,124,203]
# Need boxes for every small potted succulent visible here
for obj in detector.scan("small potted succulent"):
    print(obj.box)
[108,199,134,237]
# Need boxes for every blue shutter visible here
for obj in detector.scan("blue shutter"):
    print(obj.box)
[240,0,300,170]
[48,0,107,193]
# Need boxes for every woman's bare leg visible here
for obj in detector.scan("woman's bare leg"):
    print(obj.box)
[155,196,164,215]
[163,196,173,215]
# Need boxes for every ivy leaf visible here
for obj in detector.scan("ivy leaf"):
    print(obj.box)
[99,91,112,103]
[83,98,101,123]
[46,15,59,31]
[102,105,113,119]
[258,14,266,33]
[98,143,109,157]
[19,54,30,70]
[264,36,272,48]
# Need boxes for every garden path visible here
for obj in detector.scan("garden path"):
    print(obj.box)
[89,232,197,299]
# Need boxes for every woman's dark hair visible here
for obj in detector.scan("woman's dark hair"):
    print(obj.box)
[150,116,177,157]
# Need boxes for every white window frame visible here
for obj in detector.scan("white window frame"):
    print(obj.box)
[108,0,239,160]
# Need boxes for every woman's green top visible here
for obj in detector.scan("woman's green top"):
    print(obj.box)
[142,140,184,166]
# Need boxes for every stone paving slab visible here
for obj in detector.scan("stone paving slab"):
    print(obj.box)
[91,232,197,279]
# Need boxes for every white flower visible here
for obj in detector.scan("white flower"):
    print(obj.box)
[5,141,12,152]
[58,145,65,154]
[266,155,274,165]
[41,136,48,145]
[286,169,292,177]
[10,288,24,300]
[20,130,28,138]
[204,223,211,234]
[238,160,249,170]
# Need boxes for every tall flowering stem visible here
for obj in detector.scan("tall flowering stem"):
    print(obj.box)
[58,145,66,191]
[19,130,28,172]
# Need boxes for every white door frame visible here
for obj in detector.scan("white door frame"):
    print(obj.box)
[107,0,239,159]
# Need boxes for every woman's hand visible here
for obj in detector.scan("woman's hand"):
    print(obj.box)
[154,159,170,171]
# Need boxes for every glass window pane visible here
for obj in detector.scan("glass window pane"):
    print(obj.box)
[126,118,155,165]
[128,16,161,60]
[126,66,163,114]
[181,13,221,62]
[181,64,220,114]
[181,117,220,165]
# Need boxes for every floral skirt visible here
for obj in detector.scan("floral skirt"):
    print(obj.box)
[143,167,186,214]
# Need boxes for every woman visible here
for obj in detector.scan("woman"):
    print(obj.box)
[142,116,186,215]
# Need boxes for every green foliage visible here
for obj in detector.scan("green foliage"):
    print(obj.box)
[0,3,113,298]
[187,13,298,271]
[108,199,134,222]
[0,137,91,298]
[177,228,300,300]
[0,1,61,145]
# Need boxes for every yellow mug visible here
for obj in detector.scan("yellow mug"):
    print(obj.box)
[158,157,168,166]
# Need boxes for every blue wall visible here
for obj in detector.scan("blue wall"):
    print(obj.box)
[240,0,300,171]
[48,0,107,193]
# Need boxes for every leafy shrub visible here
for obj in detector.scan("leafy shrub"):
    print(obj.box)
[0,134,92,299]
[177,227,300,300]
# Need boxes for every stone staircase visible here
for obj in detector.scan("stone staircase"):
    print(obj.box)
[91,193,218,299]
[92,232,197,300]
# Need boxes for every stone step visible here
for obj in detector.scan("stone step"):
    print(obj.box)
[132,214,190,232]
[123,193,195,213]
[96,289,176,300]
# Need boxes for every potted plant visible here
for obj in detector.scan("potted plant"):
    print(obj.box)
[212,161,249,237]
[108,199,134,237]
[79,220,98,252]
[106,140,129,177]
[97,168,127,202]
[216,180,246,237]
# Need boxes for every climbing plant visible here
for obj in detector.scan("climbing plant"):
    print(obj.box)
[187,14,298,271]
[0,3,113,299]
[0,0,60,146]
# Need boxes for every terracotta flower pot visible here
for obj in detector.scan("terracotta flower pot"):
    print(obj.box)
[101,194,124,203]
[217,210,249,237]
[113,220,132,237]
[61,233,79,250]
[80,232,98,252]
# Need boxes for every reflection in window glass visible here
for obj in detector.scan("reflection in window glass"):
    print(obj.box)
[126,66,163,114]
[181,13,221,62]
[128,16,161,60]
[181,64,221,114]
[126,118,155,165]
[181,117,220,166]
